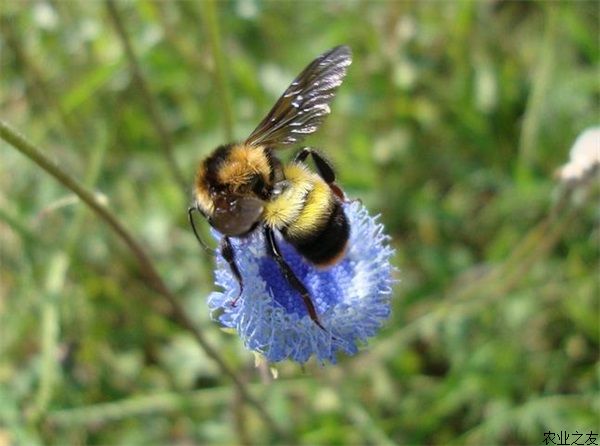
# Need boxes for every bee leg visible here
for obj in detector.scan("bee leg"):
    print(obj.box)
[263,226,327,331]
[188,206,217,255]
[295,147,346,201]
[221,236,244,307]
[294,147,335,183]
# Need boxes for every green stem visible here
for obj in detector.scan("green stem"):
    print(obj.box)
[30,253,66,423]
[47,379,308,428]
[202,0,234,141]
[30,135,108,423]
[0,119,287,441]
[105,0,188,193]
[517,5,557,177]
[48,386,234,427]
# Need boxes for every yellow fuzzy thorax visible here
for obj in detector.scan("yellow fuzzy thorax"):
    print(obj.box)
[263,163,333,237]
[217,144,270,190]
[194,144,270,215]
[194,146,334,237]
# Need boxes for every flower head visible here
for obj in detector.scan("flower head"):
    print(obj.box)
[556,127,600,184]
[207,201,395,364]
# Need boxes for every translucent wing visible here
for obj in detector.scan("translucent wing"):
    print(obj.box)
[245,45,352,148]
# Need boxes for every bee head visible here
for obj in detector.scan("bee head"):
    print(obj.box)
[209,190,264,236]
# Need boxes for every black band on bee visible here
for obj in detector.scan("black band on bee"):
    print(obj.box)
[285,201,350,266]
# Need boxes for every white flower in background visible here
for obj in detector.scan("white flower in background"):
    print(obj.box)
[557,127,600,183]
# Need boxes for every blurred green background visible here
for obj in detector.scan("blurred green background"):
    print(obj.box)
[0,1,598,445]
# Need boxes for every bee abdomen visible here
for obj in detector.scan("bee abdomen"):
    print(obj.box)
[284,200,349,266]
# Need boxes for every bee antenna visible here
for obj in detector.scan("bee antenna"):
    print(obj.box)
[188,205,217,255]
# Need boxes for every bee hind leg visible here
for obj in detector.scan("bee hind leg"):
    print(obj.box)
[295,147,349,202]
[221,236,244,307]
[294,147,335,183]
[263,226,327,331]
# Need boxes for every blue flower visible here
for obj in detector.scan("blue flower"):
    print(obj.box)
[207,201,395,364]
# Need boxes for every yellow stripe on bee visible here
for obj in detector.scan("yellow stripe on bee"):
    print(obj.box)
[263,164,314,229]
[285,178,333,238]
[194,164,214,214]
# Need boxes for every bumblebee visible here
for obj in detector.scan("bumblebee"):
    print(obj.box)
[189,46,352,329]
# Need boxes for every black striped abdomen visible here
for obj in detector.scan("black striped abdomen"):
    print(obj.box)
[283,200,350,266]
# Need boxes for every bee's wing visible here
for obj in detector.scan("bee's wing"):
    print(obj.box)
[245,45,352,148]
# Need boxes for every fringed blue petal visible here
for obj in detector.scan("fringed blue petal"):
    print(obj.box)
[207,201,395,364]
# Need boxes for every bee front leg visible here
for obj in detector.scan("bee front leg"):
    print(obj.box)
[263,226,326,331]
[188,205,217,255]
[221,236,244,307]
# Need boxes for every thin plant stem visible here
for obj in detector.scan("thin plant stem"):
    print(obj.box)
[104,0,187,194]
[30,253,65,424]
[517,4,557,177]
[202,0,234,141]
[48,385,236,427]
[0,120,287,441]
[30,136,109,423]
[47,379,310,428]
